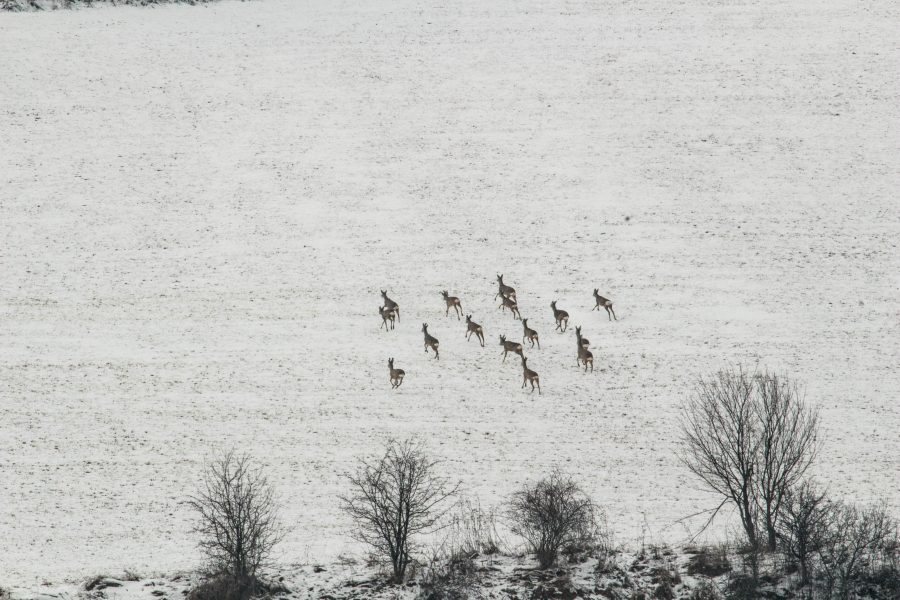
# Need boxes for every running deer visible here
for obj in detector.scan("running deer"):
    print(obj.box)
[522,318,540,349]
[550,300,569,332]
[592,289,617,321]
[465,315,484,347]
[575,326,594,373]
[494,274,516,301]
[422,323,440,359]
[379,306,396,330]
[381,290,400,321]
[388,358,405,388]
[499,293,522,320]
[499,334,524,362]
[521,356,541,395]
[575,326,590,352]
[441,291,463,320]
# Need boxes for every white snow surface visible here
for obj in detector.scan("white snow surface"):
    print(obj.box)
[1,0,898,588]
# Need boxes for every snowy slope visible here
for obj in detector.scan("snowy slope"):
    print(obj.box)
[1,0,898,587]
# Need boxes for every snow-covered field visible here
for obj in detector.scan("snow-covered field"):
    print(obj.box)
[1,0,898,589]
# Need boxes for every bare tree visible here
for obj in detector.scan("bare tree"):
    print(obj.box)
[340,438,458,583]
[755,373,820,550]
[506,471,600,569]
[186,450,284,599]
[679,367,761,550]
[679,367,820,552]
[776,480,831,592]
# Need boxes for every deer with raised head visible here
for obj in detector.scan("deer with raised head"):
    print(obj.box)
[575,325,590,356]
[522,318,540,349]
[494,274,516,301]
[521,356,541,395]
[499,334,524,363]
[575,326,593,373]
[379,306,396,331]
[388,358,405,388]
[550,300,569,332]
[592,289,617,321]
[422,323,440,359]
[465,315,484,347]
[441,291,463,320]
[381,290,400,321]
[499,293,522,320]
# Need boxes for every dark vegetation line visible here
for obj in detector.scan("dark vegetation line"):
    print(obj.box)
[2,0,226,11]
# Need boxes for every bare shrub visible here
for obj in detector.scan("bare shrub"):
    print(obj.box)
[686,544,731,578]
[340,438,459,583]
[416,552,480,600]
[816,500,899,600]
[679,367,820,551]
[650,563,680,599]
[185,450,284,599]
[688,578,722,600]
[443,497,504,558]
[724,571,758,600]
[776,480,831,590]
[506,471,600,569]
[187,574,242,600]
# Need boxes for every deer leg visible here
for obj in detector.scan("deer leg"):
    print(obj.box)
[479,334,484,347]
[537,381,541,395]
[502,350,507,363]
[610,306,617,321]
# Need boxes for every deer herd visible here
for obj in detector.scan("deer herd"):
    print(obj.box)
[379,275,618,395]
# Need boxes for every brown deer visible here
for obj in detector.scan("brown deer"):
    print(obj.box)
[465,315,484,347]
[422,323,440,360]
[499,293,522,320]
[550,300,569,332]
[381,290,400,321]
[575,326,593,372]
[574,325,590,359]
[441,290,463,320]
[522,318,540,349]
[592,289,617,321]
[494,274,516,301]
[499,334,524,362]
[379,306,396,330]
[388,358,405,388]
[521,356,541,394]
